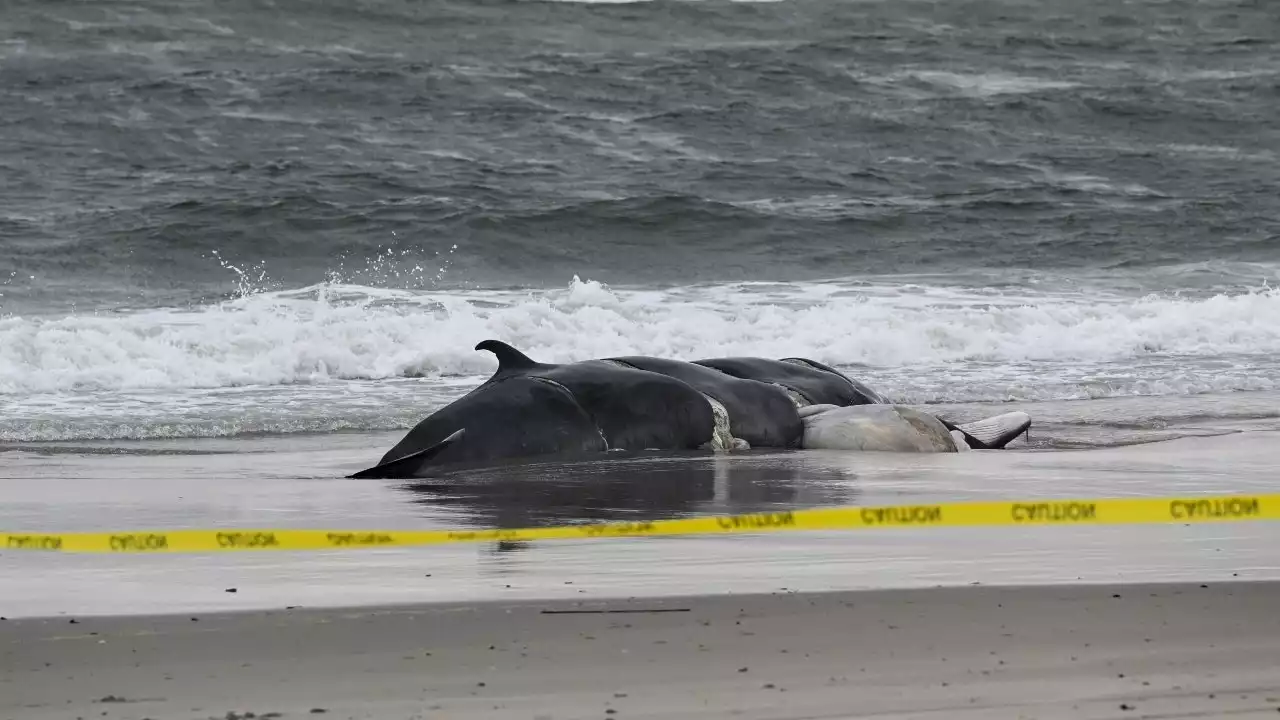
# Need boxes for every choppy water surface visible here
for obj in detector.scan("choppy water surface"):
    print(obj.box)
[2,0,1278,452]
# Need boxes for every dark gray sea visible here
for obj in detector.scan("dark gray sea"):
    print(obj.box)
[2,0,1279,450]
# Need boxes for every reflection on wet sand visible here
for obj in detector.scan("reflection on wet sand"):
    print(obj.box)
[394,449,861,531]
[3,433,1280,619]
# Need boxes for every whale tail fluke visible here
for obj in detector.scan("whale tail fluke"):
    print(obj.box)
[950,411,1032,450]
[348,428,465,479]
[475,339,539,373]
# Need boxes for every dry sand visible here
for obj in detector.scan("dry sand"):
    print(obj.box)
[4,582,1280,720]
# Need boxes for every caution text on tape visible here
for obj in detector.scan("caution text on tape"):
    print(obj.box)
[2,494,1276,554]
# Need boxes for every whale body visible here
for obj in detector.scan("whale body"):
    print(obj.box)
[349,340,1032,479]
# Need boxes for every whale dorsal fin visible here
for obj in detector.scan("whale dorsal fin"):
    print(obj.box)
[475,339,538,372]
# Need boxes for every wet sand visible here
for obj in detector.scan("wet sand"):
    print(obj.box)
[4,431,1280,618]
[4,581,1280,720]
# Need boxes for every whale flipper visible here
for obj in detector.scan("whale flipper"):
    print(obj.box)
[349,429,466,479]
[369,375,611,476]
[950,411,1032,450]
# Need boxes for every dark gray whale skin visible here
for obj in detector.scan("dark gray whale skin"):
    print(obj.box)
[606,355,804,449]
[350,340,717,479]
[692,356,888,406]
[350,340,1029,479]
[350,375,609,479]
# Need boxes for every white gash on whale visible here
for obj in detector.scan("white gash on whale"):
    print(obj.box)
[350,340,1032,479]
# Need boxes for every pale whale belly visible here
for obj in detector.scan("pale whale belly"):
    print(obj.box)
[798,404,962,453]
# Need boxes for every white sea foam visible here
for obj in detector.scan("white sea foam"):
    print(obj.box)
[902,70,1080,97]
[3,277,1280,397]
[5,276,1280,441]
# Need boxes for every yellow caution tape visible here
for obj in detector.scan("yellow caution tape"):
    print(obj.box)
[3,493,1277,554]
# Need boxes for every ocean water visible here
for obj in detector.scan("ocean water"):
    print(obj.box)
[2,0,1279,455]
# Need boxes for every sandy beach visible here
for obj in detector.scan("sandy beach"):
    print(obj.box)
[4,426,1280,718]
[4,581,1280,720]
